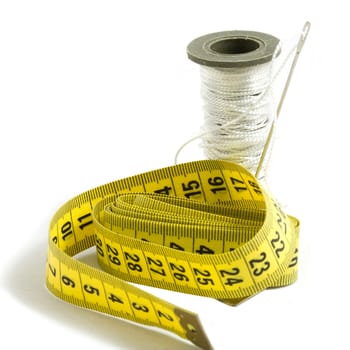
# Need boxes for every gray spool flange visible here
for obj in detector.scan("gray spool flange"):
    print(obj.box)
[187,30,280,68]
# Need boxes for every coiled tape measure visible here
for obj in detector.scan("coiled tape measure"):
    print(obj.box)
[46,160,299,349]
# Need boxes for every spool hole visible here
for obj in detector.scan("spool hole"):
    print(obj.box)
[210,38,260,55]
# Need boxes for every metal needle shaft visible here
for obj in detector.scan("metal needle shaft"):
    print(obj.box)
[255,21,311,179]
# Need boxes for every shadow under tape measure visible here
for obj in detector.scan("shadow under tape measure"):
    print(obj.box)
[3,220,196,350]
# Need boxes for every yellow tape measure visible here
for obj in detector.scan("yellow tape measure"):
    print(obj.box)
[46,160,299,349]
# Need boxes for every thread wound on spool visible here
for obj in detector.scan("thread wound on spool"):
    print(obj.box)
[199,63,275,177]
[186,30,280,178]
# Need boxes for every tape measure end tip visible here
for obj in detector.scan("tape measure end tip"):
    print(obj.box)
[174,308,214,350]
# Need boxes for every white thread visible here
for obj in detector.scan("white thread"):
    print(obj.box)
[199,62,274,177]
[175,40,298,180]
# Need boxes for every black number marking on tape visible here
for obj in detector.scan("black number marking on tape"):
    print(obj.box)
[95,236,104,257]
[288,248,298,268]
[77,213,93,230]
[182,180,202,198]
[208,176,226,194]
[169,262,190,282]
[154,186,172,195]
[219,267,244,286]
[147,257,166,276]
[61,221,73,241]
[48,264,56,277]
[108,293,124,304]
[193,267,214,286]
[62,275,75,288]
[125,252,143,272]
[249,252,270,277]
[170,242,185,251]
[107,244,121,265]
[132,302,149,313]
[230,177,248,193]
[157,310,174,322]
[270,231,285,258]
[195,245,215,255]
[248,180,262,194]
[276,213,287,235]
[84,284,100,296]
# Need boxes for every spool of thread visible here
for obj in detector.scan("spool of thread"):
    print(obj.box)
[186,30,281,179]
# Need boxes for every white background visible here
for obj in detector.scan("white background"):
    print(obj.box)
[1,1,349,349]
